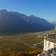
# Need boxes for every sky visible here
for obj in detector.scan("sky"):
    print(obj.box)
[0,0,56,22]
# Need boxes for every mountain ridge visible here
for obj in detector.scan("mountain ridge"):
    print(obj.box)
[0,9,55,33]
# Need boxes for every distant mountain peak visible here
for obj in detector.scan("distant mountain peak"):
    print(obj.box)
[0,9,8,12]
[29,15,37,18]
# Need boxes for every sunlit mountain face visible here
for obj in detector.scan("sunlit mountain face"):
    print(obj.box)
[0,9,55,33]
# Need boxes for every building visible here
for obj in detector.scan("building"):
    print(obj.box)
[43,33,56,51]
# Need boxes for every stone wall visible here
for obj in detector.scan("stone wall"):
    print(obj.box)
[37,47,56,56]
[43,39,56,51]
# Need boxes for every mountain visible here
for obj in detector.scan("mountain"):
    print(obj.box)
[0,9,55,33]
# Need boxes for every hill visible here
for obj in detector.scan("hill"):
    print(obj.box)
[0,9,55,33]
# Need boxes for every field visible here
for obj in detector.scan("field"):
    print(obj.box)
[0,32,44,56]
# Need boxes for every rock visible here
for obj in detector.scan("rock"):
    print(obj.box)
[37,48,56,56]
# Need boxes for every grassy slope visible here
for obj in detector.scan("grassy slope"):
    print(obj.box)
[0,29,56,56]
[0,32,43,56]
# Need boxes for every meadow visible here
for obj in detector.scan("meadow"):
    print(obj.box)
[0,32,43,56]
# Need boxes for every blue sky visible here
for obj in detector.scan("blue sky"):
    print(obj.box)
[0,0,56,22]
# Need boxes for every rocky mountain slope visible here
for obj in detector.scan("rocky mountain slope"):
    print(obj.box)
[0,9,54,33]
